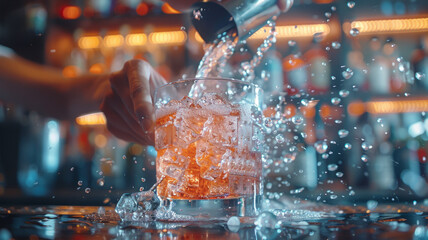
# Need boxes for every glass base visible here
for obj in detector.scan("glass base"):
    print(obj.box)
[157,195,261,221]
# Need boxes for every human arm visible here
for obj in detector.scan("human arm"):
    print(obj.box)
[0,53,110,120]
[0,52,165,145]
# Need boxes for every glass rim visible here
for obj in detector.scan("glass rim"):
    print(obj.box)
[154,77,261,99]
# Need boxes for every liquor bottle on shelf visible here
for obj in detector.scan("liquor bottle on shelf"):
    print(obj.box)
[304,39,330,95]
[411,36,428,92]
[368,116,396,191]
[368,38,391,94]
[282,43,308,96]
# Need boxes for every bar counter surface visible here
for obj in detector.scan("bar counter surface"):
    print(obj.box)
[0,204,427,239]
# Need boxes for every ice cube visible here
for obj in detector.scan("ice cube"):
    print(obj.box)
[195,141,228,181]
[197,93,227,106]
[115,193,138,220]
[202,115,238,146]
[158,149,189,180]
[155,122,175,149]
[115,191,160,222]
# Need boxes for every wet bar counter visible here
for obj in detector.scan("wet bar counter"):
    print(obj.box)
[0,205,427,239]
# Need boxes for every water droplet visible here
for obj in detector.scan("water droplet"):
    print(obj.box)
[342,68,354,79]
[288,40,296,47]
[325,12,332,18]
[336,172,344,177]
[331,97,341,105]
[227,216,240,231]
[328,164,338,171]
[141,178,146,182]
[349,28,359,36]
[264,118,273,128]
[331,6,336,11]
[291,116,304,125]
[322,153,329,159]
[361,154,368,162]
[283,153,297,163]
[361,142,372,150]
[290,187,305,194]
[275,134,285,144]
[193,9,202,20]
[347,1,355,8]
[301,99,309,106]
[85,188,91,194]
[97,178,104,186]
[122,155,127,160]
[338,129,349,138]
[339,89,349,97]
[344,143,352,149]
[313,32,324,42]
[77,180,83,186]
[255,212,278,229]
[330,195,338,199]
[349,190,355,196]
[314,141,328,154]
[332,41,341,49]
[180,26,186,31]
[70,167,74,171]
[367,200,378,210]
[416,72,426,80]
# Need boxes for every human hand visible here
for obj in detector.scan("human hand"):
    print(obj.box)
[100,59,167,145]
[163,0,293,12]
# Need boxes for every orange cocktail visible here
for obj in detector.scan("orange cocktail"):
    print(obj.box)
[154,79,263,200]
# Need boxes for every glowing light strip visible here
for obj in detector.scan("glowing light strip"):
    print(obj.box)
[149,31,187,44]
[76,112,106,126]
[126,33,147,46]
[249,24,331,40]
[347,17,428,35]
[367,99,428,114]
[348,99,428,116]
[104,35,124,48]
[78,36,102,49]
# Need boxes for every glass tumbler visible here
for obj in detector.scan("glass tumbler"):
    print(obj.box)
[154,78,264,219]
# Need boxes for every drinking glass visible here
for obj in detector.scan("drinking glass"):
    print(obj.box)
[154,78,263,219]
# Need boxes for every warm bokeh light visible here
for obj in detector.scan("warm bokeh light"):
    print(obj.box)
[283,104,297,118]
[161,3,181,14]
[345,17,428,36]
[126,33,147,46]
[194,32,204,43]
[250,24,331,40]
[94,134,108,148]
[348,101,366,116]
[89,63,106,74]
[263,107,277,118]
[129,144,144,155]
[78,36,101,49]
[104,34,124,48]
[62,6,81,20]
[76,112,106,126]
[62,65,80,78]
[136,3,149,16]
[319,104,332,119]
[149,31,187,44]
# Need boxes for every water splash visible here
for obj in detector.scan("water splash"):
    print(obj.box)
[195,30,238,78]
[238,21,277,82]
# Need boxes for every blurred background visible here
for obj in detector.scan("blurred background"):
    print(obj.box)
[1,0,428,206]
